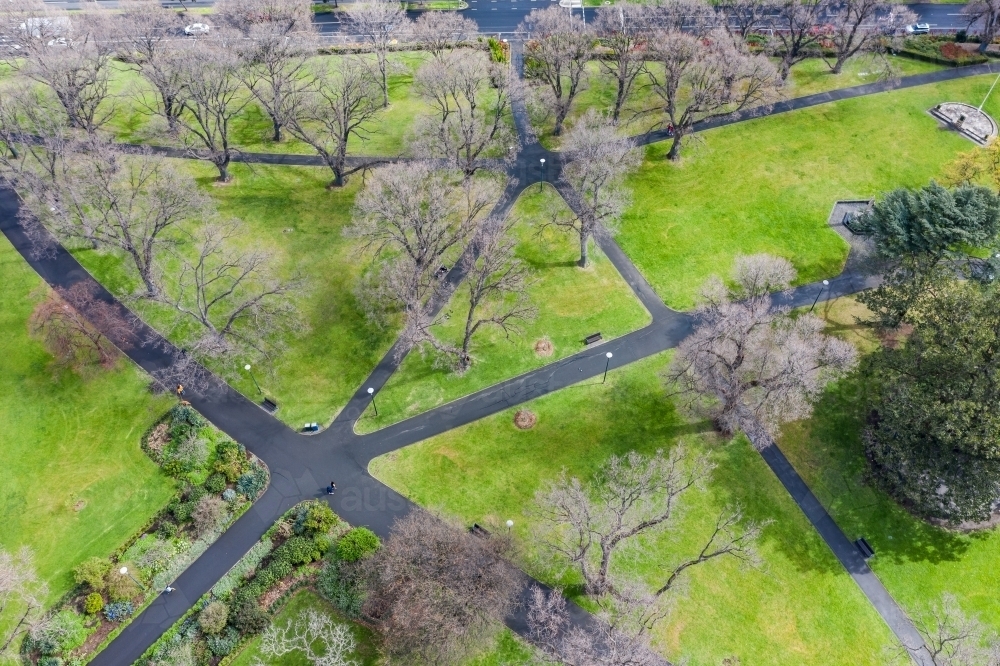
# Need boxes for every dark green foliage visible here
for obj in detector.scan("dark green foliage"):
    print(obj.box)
[302,503,337,535]
[186,485,207,505]
[37,658,61,666]
[168,404,206,444]
[170,500,194,523]
[273,536,320,566]
[854,182,1000,260]
[317,557,364,618]
[336,527,380,563]
[235,464,267,499]
[863,278,1000,522]
[214,439,248,482]
[205,626,240,656]
[229,593,269,633]
[157,520,178,540]
[103,601,134,622]
[73,556,110,591]
[204,472,227,494]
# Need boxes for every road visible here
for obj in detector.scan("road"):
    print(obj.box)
[40,0,975,34]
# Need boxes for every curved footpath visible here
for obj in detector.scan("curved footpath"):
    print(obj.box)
[3,54,985,665]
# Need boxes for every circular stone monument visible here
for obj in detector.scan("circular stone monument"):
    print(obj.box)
[931,102,999,146]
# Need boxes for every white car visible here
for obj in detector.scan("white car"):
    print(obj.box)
[46,37,68,47]
[906,23,931,35]
[184,23,211,36]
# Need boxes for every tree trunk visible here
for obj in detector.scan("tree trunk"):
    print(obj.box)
[216,157,231,182]
[579,230,589,268]
[779,58,792,81]
[830,55,847,74]
[613,77,626,124]
[270,115,283,142]
[667,132,683,161]
[328,169,345,188]
[140,273,159,298]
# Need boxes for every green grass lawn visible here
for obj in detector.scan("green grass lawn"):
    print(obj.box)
[71,161,397,429]
[355,183,651,432]
[370,351,899,666]
[535,56,943,150]
[777,299,1000,635]
[104,51,441,158]
[619,75,998,310]
[0,235,175,604]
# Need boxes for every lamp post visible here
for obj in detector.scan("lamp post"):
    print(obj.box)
[603,351,613,383]
[539,158,545,191]
[506,519,514,534]
[809,280,830,313]
[244,364,261,394]
[367,387,378,416]
[119,566,146,591]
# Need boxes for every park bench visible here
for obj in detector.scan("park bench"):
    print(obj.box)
[854,537,875,560]
[469,523,491,539]
[261,398,278,413]
[584,332,602,346]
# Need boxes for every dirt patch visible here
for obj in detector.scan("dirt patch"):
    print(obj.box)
[514,410,537,430]
[73,500,87,512]
[74,617,114,659]
[260,575,300,611]
[534,339,553,357]
[880,323,914,350]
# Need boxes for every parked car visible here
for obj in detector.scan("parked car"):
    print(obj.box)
[184,23,211,36]
[906,23,931,35]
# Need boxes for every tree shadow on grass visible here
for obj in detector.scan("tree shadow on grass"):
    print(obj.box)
[781,375,981,568]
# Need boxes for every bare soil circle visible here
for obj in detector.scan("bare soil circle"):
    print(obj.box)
[534,339,553,357]
[514,409,537,430]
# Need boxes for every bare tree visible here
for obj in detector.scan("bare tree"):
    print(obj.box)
[29,282,135,369]
[645,30,780,160]
[966,0,1000,54]
[160,219,304,363]
[768,0,830,80]
[0,4,116,133]
[822,0,914,74]
[359,511,520,665]
[908,594,1000,666]
[348,162,498,345]
[519,7,593,137]
[118,0,187,132]
[532,446,763,602]
[350,0,412,108]
[38,139,206,297]
[237,23,317,142]
[412,11,479,60]
[412,49,518,177]
[191,495,229,536]
[594,2,652,125]
[0,546,47,660]
[553,111,640,267]
[283,56,382,187]
[260,609,358,666]
[526,586,664,666]
[719,0,776,40]
[455,218,535,371]
[666,254,857,437]
[216,0,313,34]
[0,85,75,205]
[170,35,252,182]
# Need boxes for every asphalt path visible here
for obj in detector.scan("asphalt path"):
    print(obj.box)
[8,37,986,666]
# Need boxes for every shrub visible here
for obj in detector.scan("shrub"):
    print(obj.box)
[191,495,228,537]
[103,601,135,622]
[236,464,267,499]
[274,536,319,566]
[37,658,61,666]
[214,440,247,482]
[168,405,206,443]
[73,557,110,591]
[222,488,237,502]
[198,601,228,635]
[204,472,227,493]
[211,538,273,599]
[157,520,178,540]
[29,610,88,655]
[336,528,380,563]
[317,558,364,618]
[84,593,104,615]
[230,593,269,634]
[105,568,140,602]
[162,459,186,478]
[205,626,240,656]
[171,500,194,523]
[303,503,337,536]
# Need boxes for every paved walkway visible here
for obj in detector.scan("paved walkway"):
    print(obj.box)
[2,52,981,666]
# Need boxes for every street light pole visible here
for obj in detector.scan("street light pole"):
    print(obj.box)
[539,158,545,191]
[506,519,514,534]
[119,566,146,591]
[244,364,261,394]
[809,280,830,313]
[367,387,378,416]
[603,351,613,383]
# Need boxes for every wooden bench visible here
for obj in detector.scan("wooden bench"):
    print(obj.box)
[584,332,602,346]
[469,523,491,539]
[854,537,875,560]
[261,398,278,413]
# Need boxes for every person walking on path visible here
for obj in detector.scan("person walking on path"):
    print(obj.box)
[176,384,184,397]
[327,481,336,495]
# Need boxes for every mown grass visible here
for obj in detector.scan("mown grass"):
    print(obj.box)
[535,55,943,150]
[779,297,1000,635]
[0,235,175,605]
[355,183,650,432]
[71,161,397,429]
[370,351,899,666]
[619,75,998,310]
